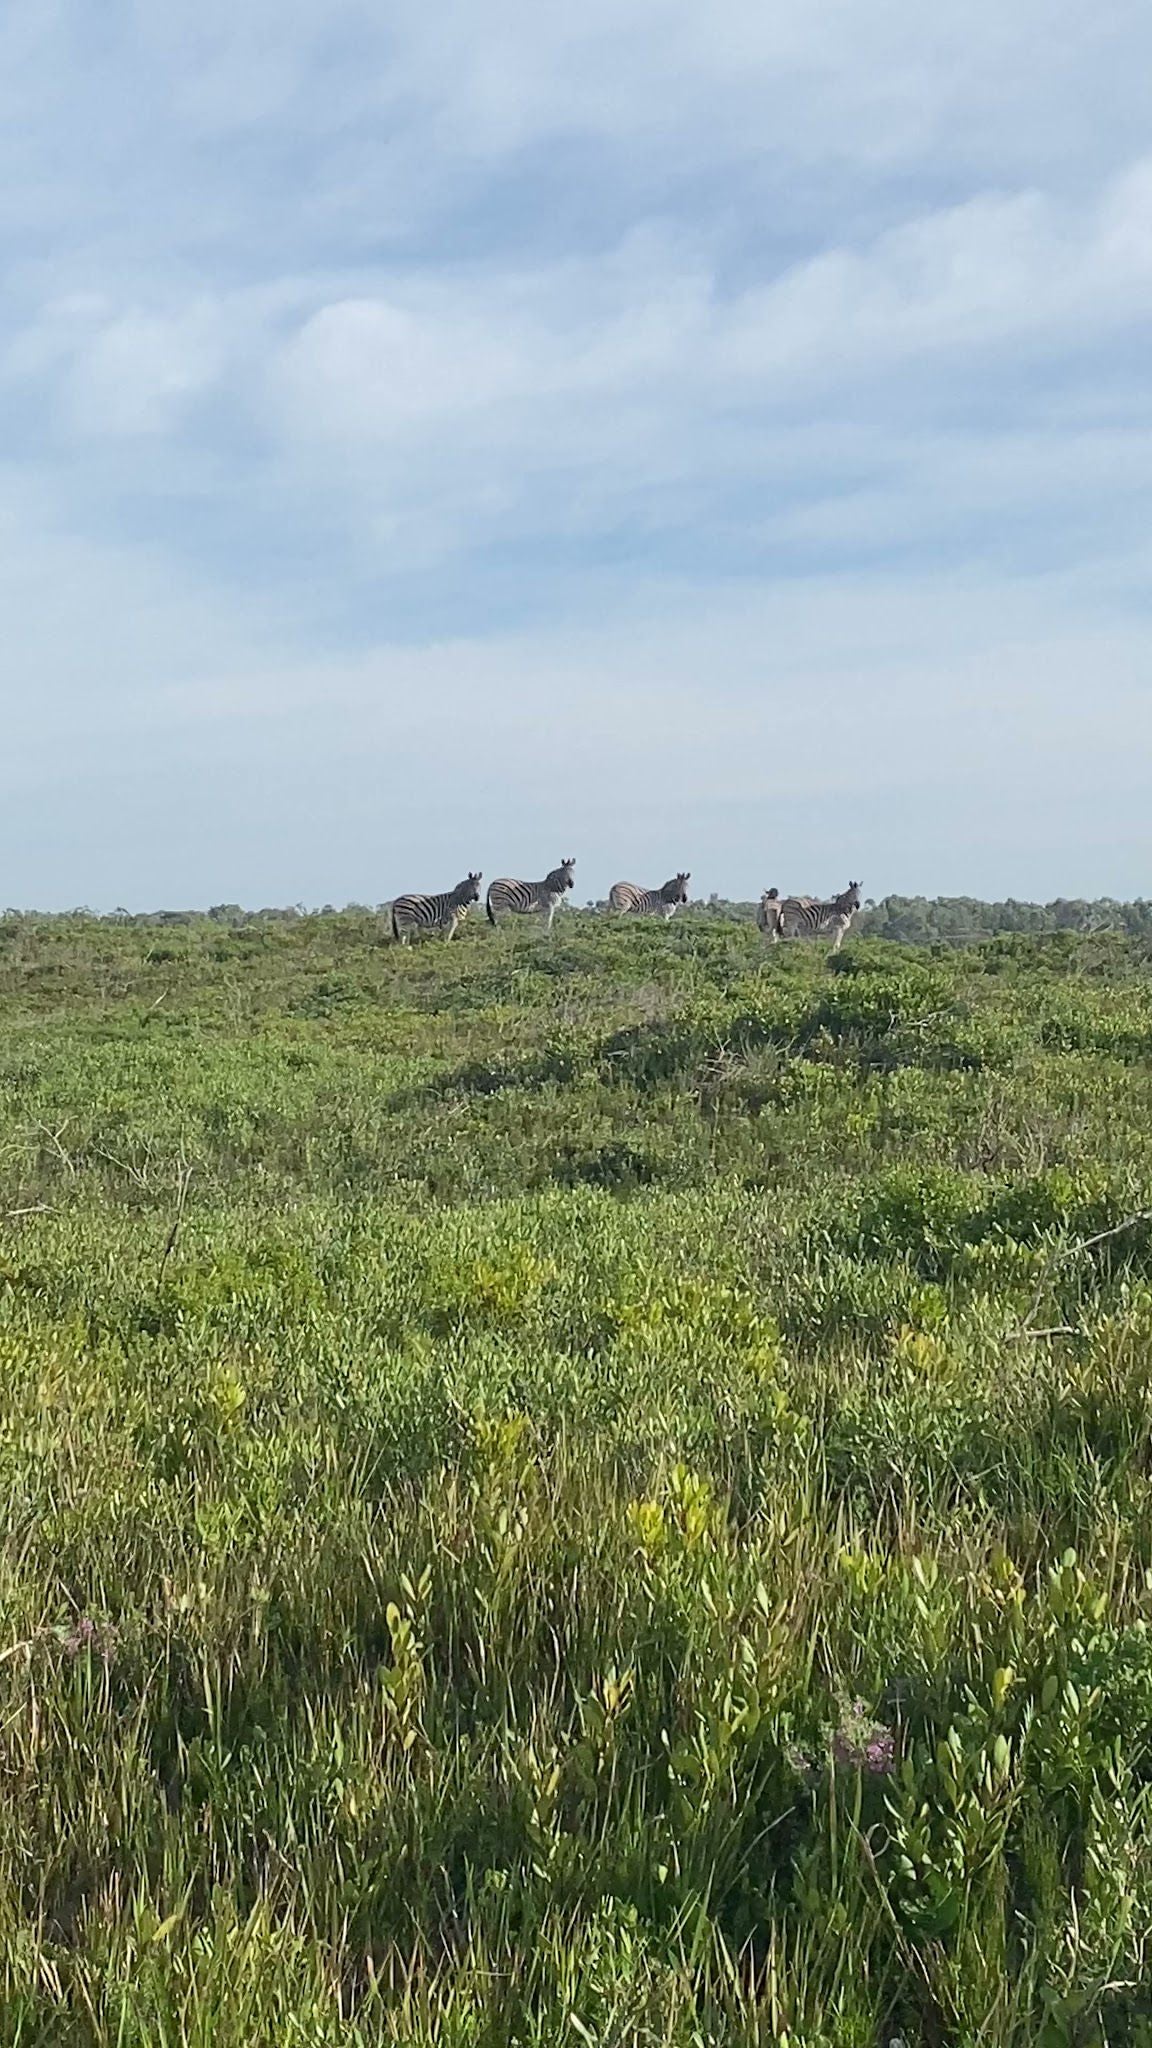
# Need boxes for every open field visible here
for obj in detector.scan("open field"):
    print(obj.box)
[4,908,1152,2043]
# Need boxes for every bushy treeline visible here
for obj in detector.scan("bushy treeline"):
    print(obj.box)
[701,892,1152,942]
[7,892,1152,943]
[860,893,1152,943]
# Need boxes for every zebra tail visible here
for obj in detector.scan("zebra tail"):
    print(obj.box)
[486,894,497,926]
[391,904,401,942]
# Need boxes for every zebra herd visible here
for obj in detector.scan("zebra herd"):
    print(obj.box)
[389,863,863,951]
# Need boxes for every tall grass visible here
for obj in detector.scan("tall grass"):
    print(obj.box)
[2,914,1152,2043]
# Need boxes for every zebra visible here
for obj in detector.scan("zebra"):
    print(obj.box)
[607,873,691,919]
[390,872,482,945]
[756,887,782,938]
[486,858,576,931]
[766,881,862,953]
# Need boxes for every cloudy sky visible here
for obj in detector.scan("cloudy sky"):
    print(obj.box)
[3,0,1151,907]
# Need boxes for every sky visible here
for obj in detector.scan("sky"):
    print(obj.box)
[3,0,1152,909]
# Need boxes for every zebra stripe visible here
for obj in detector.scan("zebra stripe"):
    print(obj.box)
[608,873,691,919]
[486,859,576,930]
[391,872,482,945]
[768,881,862,953]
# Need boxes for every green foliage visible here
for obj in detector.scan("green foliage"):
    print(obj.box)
[2,911,1152,2042]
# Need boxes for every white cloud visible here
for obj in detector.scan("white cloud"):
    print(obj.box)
[63,306,226,436]
[245,158,1152,592]
[279,298,527,436]
[725,171,1152,384]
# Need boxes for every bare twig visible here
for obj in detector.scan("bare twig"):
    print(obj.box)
[0,1637,39,1665]
[1004,1325,1078,1342]
[90,1145,153,1190]
[156,1162,194,1287]
[891,1010,952,1035]
[1013,1208,1152,1340]
[4,1204,54,1218]
[32,1120,75,1176]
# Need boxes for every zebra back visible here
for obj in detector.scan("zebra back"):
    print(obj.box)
[775,897,833,938]
[392,872,482,942]
[486,859,575,925]
[775,881,862,946]
[608,873,690,918]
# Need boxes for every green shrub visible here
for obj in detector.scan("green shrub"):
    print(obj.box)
[0,911,1151,2040]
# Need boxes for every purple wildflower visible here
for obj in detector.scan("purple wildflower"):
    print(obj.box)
[863,1728,896,1775]
[829,1695,897,1775]
[61,1616,118,1662]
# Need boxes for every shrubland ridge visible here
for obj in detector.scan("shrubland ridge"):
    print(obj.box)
[8,891,1152,939]
[3,910,1152,2043]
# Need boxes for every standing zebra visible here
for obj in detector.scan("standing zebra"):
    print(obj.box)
[756,887,781,937]
[486,858,576,931]
[390,872,482,945]
[766,881,862,953]
[607,873,691,919]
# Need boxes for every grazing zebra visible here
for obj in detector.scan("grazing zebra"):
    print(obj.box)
[608,873,691,919]
[756,887,781,938]
[767,881,862,953]
[486,858,576,931]
[391,872,482,945]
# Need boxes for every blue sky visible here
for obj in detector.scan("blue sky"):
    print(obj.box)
[3,0,1151,908]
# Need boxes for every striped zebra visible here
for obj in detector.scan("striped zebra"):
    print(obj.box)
[608,873,691,919]
[391,871,482,945]
[486,858,576,931]
[766,881,862,953]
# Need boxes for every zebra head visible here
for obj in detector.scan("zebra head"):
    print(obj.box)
[838,881,862,913]
[664,872,691,904]
[761,887,779,903]
[456,871,483,906]
[548,859,576,893]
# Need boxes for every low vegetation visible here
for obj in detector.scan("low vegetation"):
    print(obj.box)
[3,907,1152,2043]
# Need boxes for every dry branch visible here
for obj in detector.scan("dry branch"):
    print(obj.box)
[1011,1208,1152,1340]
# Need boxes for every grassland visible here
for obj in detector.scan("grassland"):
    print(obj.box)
[4,907,1152,2044]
